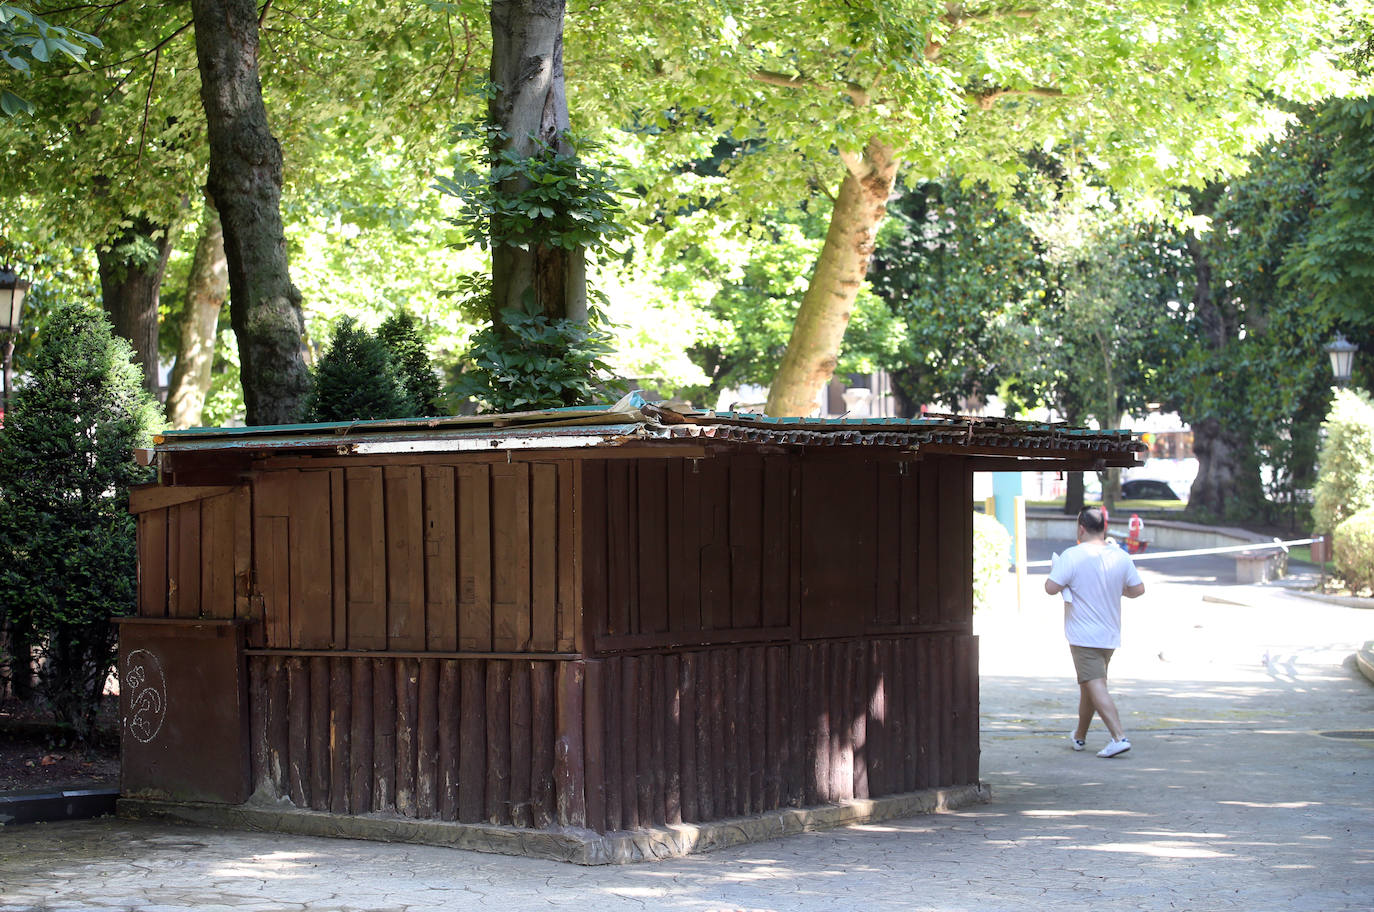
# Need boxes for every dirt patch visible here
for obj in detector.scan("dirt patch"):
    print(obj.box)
[0,697,119,792]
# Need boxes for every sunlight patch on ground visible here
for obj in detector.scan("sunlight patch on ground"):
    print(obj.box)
[1070,841,1232,859]
[1020,809,1143,818]
[1218,800,1318,809]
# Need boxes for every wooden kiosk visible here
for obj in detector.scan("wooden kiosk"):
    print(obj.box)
[117,397,1143,862]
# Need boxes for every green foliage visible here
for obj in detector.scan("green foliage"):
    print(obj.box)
[1332,506,1374,594]
[0,302,160,737]
[0,3,101,115]
[1312,388,1374,533]
[972,511,1011,613]
[304,317,416,422]
[377,309,442,416]
[453,293,621,412]
[435,125,627,258]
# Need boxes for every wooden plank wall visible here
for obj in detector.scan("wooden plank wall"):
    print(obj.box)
[582,636,980,832]
[582,453,973,650]
[135,462,578,654]
[248,655,579,827]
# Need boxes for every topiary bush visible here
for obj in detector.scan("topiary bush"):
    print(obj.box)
[377,309,442,416]
[973,511,1012,612]
[1312,388,1374,534]
[0,302,161,738]
[304,317,415,422]
[1332,506,1374,595]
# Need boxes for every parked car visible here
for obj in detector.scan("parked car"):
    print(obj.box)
[1121,479,1182,501]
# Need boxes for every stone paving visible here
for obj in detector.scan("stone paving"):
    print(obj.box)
[0,560,1370,911]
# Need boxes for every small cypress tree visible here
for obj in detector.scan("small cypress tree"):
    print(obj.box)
[377,309,442,416]
[304,317,413,422]
[1313,388,1374,533]
[0,303,161,737]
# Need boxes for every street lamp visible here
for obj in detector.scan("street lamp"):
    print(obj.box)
[1324,332,1358,388]
[0,265,29,422]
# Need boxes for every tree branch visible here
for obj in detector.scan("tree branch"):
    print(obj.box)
[751,70,871,107]
[970,85,1064,110]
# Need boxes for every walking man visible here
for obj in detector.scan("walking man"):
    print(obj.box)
[1045,506,1145,758]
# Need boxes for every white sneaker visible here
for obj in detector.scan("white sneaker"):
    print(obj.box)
[1097,738,1131,758]
[1070,733,1086,751]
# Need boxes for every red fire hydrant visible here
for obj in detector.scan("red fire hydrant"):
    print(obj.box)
[1126,513,1147,554]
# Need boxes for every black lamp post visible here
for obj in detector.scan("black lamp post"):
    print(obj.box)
[1324,332,1358,388]
[0,265,29,422]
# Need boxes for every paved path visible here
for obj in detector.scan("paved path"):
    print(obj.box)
[1,559,1370,911]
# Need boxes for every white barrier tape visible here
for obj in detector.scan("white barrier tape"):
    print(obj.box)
[1023,537,1321,569]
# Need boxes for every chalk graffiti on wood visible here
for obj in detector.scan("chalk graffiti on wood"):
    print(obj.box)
[125,648,168,743]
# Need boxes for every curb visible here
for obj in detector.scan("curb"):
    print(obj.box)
[120,783,991,865]
[1359,643,1374,687]
[0,786,119,827]
[1282,588,1374,610]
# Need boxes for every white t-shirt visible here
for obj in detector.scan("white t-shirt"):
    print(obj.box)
[1048,540,1143,649]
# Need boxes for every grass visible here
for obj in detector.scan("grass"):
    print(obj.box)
[1025,498,1187,513]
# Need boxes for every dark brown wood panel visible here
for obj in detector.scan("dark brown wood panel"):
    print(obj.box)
[457,465,492,652]
[490,464,531,652]
[345,467,387,651]
[530,464,559,651]
[138,509,168,618]
[290,471,333,649]
[423,466,458,652]
[385,467,426,651]
[200,492,237,620]
[636,460,668,635]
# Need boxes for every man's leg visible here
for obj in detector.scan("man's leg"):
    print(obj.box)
[1074,687,1096,742]
[1080,676,1124,742]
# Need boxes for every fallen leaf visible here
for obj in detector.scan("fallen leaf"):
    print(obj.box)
[39,754,63,766]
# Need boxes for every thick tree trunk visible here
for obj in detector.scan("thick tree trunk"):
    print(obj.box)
[488,0,584,323]
[166,204,229,429]
[191,0,309,426]
[1064,472,1085,516]
[766,140,899,417]
[96,217,174,396]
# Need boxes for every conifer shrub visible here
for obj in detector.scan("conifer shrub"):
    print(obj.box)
[1312,388,1374,533]
[304,317,414,422]
[1332,507,1374,594]
[0,303,161,737]
[973,511,1012,612]
[377,309,442,416]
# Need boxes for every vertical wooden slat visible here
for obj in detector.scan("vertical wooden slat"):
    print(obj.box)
[266,656,289,800]
[531,464,559,652]
[287,657,310,808]
[730,646,748,814]
[787,642,805,808]
[938,637,955,787]
[679,653,699,823]
[938,459,965,626]
[345,467,387,650]
[457,465,492,652]
[491,463,531,652]
[831,642,854,802]
[384,466,426,650]
[578,461,608,650]
[918,465,941,626]
[852,641,870,800]
[806,644,829,805]
[533,661,558,829]
[330,471,347,648]
[719,648,738,816]
[349,657,373,813]
[890,639,908,793]
[899,467,921,626]
[484,660,511,824]
[423,466,458,652]
[764,645,785,810]
[439,660,461,821]
[699,458,731,631]
[619,655,639,830]
[172,501,202,619]
[915,638,933,790]
[875,464,901,627]
[249,655,269,796]
[675,458,703,633]
[867,641,886,798]
[396,658,420,817]
[646,654,665,825]
[729,454,764,630]
[138,509,169,618]
[417,659,440,819]
[693,651,714,822]
[328,657,351,814]
[372,657,396,812]
[509,660,532,827]
[602,656,622,831]
[605,460,635,636]
[309,656,330,810]
[200,493,234,619]
[458,660,486,822]
[234,486,254,636]
[554,660,586,828]
[556,461,579,654]
[637,461,669,634]
[290,471,333,649]
[748,646,766,812]
[664,653,682,826]
[761,457,791,628]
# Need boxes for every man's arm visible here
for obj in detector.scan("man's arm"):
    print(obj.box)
[1123,582,1145,598]
[1045,578,1066,596]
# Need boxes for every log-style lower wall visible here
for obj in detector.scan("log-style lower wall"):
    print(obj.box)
[248,634,978,835]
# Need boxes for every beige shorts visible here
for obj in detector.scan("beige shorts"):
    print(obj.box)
[1070,645,1115,683]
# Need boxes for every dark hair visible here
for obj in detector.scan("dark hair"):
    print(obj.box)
[1078,506,1107,535]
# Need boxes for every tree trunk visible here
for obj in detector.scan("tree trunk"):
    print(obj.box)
[191,0,309,426]
[1189,416,1266,522]
[1064,472,1085,516]
[765,140,899,417]
[488,0,584,323]
[166,203,229,429]
[96,217,174,397]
